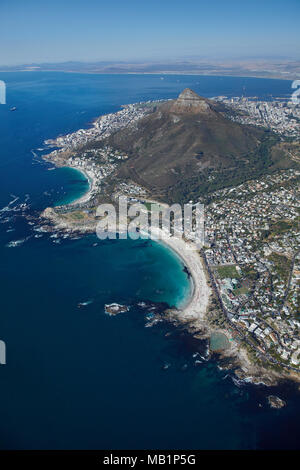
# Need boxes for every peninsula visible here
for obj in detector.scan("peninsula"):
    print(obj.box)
[41,89,300,385]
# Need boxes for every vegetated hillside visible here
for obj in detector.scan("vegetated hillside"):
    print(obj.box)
[105,89,291,202]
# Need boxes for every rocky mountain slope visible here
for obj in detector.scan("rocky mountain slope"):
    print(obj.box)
[104,89,281,202]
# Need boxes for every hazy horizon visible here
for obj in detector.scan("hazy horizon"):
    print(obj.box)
[1,56,300,68]
[0,0,299,67]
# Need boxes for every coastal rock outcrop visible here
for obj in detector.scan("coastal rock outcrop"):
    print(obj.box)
[267,395,286,409]
[104,303,129,315]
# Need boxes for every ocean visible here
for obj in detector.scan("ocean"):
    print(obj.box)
[0,72,299,449]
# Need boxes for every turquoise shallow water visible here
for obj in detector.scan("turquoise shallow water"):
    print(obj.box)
[53,167,90,206]
[0,72,300,449]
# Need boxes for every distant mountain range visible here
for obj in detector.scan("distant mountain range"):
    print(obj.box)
[1,58,300,80]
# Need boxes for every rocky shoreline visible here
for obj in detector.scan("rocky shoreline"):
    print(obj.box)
[29,199,300,391]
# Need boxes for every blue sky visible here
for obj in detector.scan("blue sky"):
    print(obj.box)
[0,0,299,65]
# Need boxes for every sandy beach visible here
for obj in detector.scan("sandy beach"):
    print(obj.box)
[43,149,98,207]
[159,236,211,323]
[41,203,297,385]
[68,167,96,205]
[143,225,211,324]
[54,165,97,206]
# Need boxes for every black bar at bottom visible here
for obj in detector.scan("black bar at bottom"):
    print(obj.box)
[0,449,293,467]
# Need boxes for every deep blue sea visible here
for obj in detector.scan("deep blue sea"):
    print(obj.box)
[0,72,299,449]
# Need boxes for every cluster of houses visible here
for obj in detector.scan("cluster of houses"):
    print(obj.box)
[203,169,300,368]
[216,96,300,137]
[45,101,156,153]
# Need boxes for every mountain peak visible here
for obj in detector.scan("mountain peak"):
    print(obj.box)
[178,88,204,101]
[170,88,210,114]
